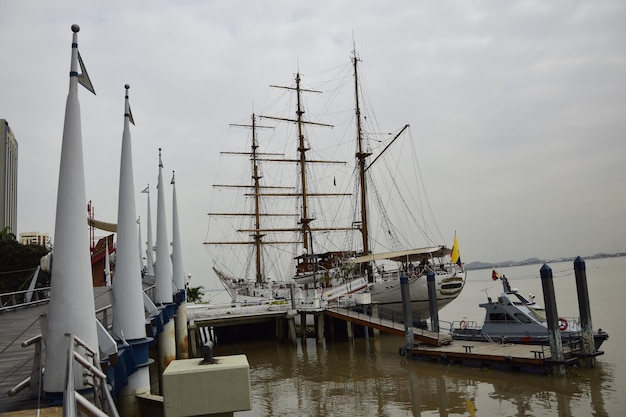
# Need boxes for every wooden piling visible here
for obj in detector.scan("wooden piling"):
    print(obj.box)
[400,272,413,350]
[427,271,439,333]
[574,256,598,367]
[540,264,566,376]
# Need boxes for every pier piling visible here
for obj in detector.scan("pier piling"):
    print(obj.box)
[427,271,439,333]
[540,263,566,376]
[574,256,598,367]
[400,272,413,350]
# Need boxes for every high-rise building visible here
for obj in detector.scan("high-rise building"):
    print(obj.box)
[1,119,18,235]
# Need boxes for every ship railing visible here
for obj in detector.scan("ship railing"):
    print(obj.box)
[450,320,480,331]
[63,333,119,417]
[0,287,51,312]
[330,303,454,341]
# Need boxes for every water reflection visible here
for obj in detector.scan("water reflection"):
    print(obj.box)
[219,334,613,417]
[216,257,625,416]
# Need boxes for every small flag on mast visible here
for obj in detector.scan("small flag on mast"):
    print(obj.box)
[141,185,149,194]
[128,104,135,125]
[77,50,96,95]
[450,233,463,271]
[491,268,501,281]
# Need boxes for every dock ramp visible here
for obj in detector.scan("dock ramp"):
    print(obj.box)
[324,306,452,346]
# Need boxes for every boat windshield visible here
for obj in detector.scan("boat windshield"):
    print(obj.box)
[527,306,546,322]
[508,292,531,305]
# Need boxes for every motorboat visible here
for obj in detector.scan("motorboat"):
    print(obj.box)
[451,275,608,350]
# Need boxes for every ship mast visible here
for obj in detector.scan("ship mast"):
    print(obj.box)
[250,115,264,283]
[208,113,284,284]
[261,73,348,262]
[207,73,352,281]
[352,49,375,282]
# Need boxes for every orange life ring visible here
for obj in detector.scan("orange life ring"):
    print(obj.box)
[459,320,467,330]
[558,317,568,331]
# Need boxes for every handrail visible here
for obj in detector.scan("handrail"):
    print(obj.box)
[63,333,120,417]
[0,287,51,312]
[327,302,453,344]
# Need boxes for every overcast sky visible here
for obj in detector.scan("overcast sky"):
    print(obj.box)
[1,1,625,290]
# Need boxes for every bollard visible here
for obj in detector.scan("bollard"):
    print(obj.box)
[540,264,565,376]
[400,272,413,350]
[427,271,439,333]
[201,341,215,364]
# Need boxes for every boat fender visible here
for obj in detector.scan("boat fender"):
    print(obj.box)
[558,317,568,331]
[398,347,406,357]
[459,320,467,330]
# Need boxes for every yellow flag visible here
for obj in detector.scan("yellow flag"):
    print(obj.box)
[451,234,463,270]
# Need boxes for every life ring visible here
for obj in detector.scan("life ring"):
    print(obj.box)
[399,347,406,357]
[558,317,568,331]
[459,320,467,330]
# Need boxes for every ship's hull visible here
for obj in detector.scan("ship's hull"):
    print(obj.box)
[452,326,609,351]
[368,269,466,318]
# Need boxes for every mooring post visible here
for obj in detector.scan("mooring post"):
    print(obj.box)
[289,283,297,310]
[400,272,413,350]
[540,263,566,376]
[427,271,439,333]
[574,256,597,366]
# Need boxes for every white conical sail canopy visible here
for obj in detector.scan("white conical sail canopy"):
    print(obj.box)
[171,172,185,291]
[143,185,155,277]
[112,85,148,341]
[44,24,99,393]
[155,149,173,303]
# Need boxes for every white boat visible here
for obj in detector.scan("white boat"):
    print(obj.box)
[205,49,466,314]
[451,274,609,350]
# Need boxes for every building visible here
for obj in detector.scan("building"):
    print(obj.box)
[19,231,51,248]
[1,119,18,235]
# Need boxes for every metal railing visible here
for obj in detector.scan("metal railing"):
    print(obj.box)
[63,333,120,417]
[0,287,51,312]
[326,302,454,340]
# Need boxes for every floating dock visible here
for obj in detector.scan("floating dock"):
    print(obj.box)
[407,340,579,374]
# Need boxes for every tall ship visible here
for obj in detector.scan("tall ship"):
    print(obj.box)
[205,49,465,316]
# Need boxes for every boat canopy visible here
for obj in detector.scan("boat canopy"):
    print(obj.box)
[347,246,451,264]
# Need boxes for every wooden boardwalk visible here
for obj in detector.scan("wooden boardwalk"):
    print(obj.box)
[324,307,453,346]
[0,303,49,414]
[0,288,113,414]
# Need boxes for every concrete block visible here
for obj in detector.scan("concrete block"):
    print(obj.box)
[163,355,251,417]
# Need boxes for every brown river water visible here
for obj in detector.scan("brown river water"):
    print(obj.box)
[214,256,624,416]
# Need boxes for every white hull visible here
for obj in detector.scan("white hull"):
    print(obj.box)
[214,267,291,304]
[216,266,369,307]
[369,268,466,318]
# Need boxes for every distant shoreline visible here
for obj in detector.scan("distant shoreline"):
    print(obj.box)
[464,252,626,271]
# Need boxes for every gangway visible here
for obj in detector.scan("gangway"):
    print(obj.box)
[324,306,452,346]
